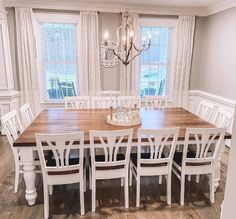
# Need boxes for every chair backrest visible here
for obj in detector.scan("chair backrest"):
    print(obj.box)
[89,129,133,169]
[145,96,167,109]
[57,79,76,98]
[64,96,90,109]
[1,110,24,146]
[137,128,179,167]
[20,103,34,129]
[117,96,140,108]
[196,100,214,121]
[35,132,84,177]
[213,108,233,131]
[91,96,116,109]
[182,127,226,167]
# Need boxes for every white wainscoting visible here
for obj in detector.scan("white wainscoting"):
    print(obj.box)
[0,91,20,134]
[189,90,236,147]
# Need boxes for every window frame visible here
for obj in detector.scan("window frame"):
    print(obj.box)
[34,12,80,103]
[139,17,177,101]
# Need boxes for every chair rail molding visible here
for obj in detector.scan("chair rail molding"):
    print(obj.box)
[0,2,20,134]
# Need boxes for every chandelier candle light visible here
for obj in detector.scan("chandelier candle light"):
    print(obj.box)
[100,10,151,67]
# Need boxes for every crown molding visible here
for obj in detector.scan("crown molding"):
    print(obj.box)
[4,0,236,16]
[202,0,236,16]
[4,0,203,16]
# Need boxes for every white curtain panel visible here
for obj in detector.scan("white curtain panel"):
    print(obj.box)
[173,15,195,108]
[120,13,140,96]
[79,11,101,96]
[15,8,41,115]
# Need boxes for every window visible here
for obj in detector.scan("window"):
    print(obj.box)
[139,18,176,98]
[36,14,79,101]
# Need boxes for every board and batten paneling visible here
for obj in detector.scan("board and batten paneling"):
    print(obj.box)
[189,90,235,147]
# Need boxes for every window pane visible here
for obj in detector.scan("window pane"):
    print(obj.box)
[140,25,172,97]
[40,22,78,101]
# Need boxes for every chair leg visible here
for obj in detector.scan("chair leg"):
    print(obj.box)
[49,185,53,195]
[92,176,96,212]
[43,185,49,219]
[210,173,215,203]
[136,175,140,208]
[159,175,162,184]
[167,174,171,205]
[129,163,132,186]
[83,169,86,192]
[124,176,129,208]
[121,178,124,187]
[80,181,85,215]
[187,175,191,181]
[14,163,20,193]
[180,174,185,206]
[89,166,92,190]
[196,175,200,184]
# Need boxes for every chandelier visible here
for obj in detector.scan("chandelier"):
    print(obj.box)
[100,10,151,67]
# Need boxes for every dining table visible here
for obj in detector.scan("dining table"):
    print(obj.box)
[13,107,231,206]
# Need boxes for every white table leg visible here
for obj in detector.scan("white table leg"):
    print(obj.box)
[20,147,37,205]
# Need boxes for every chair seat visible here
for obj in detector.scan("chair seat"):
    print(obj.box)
[89,154,125,170]
[130,153,166,167]
[173,152,211,167]
[47,157,85,175]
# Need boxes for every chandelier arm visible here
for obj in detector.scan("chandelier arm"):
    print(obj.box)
[112,49,126,63]
[127,50,142,64]
[142,43,151,51]
[125,42,133,63]
[133,43,145,52]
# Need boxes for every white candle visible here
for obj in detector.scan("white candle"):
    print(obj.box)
[148,33,151,39]
[123,36,126,43]
[148,33,151,44]
[104,31,109,41]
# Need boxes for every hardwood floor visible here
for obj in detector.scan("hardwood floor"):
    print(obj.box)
[0,135,229,219]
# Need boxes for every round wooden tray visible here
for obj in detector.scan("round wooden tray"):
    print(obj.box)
[106,114,142,126]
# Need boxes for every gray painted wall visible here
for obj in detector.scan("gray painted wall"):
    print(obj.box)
[190,7,236,100]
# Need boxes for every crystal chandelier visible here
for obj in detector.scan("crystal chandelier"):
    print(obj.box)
[100,10,151,67]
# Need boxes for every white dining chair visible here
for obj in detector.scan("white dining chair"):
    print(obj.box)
[172,127,226,205]
[213,107,233,131]
[35,132,85,218]
[64,96,90,109]
[20,103,34,129]
[91,96,116,109]
[145,96,167,109]
[89,129,133,212]
[117,96,140,108]
[196,100,214,122]
[129,128,179,207]
[1,110,41,193]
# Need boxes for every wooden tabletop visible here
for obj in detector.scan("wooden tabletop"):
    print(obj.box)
[13,107,231,147]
